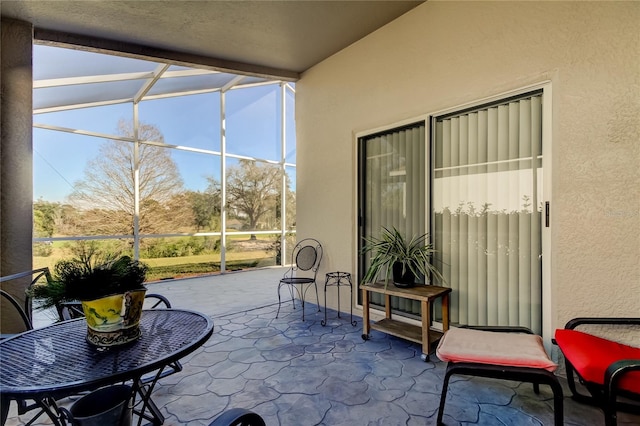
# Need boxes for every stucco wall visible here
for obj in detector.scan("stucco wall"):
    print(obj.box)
[1,19,34,332]
[296,2,639,343]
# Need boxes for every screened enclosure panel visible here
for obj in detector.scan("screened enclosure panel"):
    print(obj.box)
[32,43,296,278]
[139,93,221,151]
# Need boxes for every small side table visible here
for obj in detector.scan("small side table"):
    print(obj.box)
[321,271,357,327]
[360,282,451,361]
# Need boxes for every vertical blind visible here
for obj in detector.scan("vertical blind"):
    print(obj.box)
[360,124,426,315]
[433,92,543,334]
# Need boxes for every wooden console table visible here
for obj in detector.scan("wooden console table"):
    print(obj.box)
[360,282,451,361]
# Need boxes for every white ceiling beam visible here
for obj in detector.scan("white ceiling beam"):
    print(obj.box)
[34,69,222,90]
[34,98,133,114]
[161,69,221,78]
[221,75,246,92]
[34,71,156,88]
[133,63,170,103]
[33,123,135,142]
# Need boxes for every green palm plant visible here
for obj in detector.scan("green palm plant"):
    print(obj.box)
[29,253,148,310]
[361,226,444,287]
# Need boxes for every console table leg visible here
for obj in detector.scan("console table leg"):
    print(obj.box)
[362,288,370,339]
[421,300,430,362]
[384,294,392,319]
[442,293,450,331]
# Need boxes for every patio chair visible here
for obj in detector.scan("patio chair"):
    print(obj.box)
[0,267,51,338]
[59,293,173,320]
[138,293,183,384]
[276,238,323,321]
[554,317,640,426]
[209,408,266,426]
[436,326,563,426]
[0,268,59,423]
[58,300,85,321]
[0,290,33,340]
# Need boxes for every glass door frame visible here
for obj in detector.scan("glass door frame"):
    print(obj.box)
[354,82,552,346]
[427,82,553,346]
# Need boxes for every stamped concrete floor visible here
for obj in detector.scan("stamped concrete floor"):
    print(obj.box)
[7,268,640,425]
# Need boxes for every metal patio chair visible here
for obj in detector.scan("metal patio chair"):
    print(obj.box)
[0,267,51,338]
[0,290,33,340]
[0,268,56,424]
[554,317,640,426]
[138,293,183,385]
[276,238,323,321]
[209,408,266,426]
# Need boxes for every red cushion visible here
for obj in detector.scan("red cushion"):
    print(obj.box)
[555,329,640,394]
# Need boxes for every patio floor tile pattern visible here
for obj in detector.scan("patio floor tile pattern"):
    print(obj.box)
[6,268,640,425]
[146,303,640,426]
[150,303,638,426]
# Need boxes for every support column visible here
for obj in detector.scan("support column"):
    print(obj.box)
[1,19,34,332]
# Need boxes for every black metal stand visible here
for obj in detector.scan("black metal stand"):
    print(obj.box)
[321,272,356,327]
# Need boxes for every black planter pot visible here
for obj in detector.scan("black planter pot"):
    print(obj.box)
[392,262,416,288]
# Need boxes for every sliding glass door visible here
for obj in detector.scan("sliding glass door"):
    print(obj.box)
[432,91,544,334]
[357,90,547,333]
[358,123,427,315]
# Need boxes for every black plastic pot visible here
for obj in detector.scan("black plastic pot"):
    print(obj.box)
[68,384,133,426]
[392,262,416,288]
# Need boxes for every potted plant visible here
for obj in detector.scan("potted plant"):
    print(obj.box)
[361,226,444,288]
[30,251,149,347]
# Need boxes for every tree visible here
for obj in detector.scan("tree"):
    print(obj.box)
[69,120,185,235]
[226,160,280,236]
[189,177,221,231]
[33,199,59,237]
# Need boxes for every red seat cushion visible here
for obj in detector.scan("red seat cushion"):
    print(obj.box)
[555,329,640,394]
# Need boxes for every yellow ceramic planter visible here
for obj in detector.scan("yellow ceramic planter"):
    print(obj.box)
[81,289,146,347]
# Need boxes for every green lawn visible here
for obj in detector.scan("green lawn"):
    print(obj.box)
[35,249,276,283]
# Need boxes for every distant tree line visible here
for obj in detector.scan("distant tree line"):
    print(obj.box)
[34,120,295,257]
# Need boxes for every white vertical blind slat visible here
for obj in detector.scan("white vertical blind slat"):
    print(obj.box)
[508,101,520,325]
[519,99,533,329]
[477,110,489,326]
[496,105,509,326]
[467,113,479,324]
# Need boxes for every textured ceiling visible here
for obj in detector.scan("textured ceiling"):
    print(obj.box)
[1,1,423,76]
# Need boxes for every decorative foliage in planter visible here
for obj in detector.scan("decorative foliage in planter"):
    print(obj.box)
[30,250,149,347]
[361,226,444,288]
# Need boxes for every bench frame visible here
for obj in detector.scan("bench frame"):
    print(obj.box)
[437,326,563,426]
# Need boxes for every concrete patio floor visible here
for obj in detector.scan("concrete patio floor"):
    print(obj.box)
[7,267,640,425]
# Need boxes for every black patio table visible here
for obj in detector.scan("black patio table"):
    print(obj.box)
[0,309,214,426]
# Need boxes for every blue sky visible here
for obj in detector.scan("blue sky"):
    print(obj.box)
[33,46,296,202]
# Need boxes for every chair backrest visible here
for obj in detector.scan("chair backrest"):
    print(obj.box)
[60,293,173,321]
[143,293,172,309]
[291,238,323,275]
[0,268,51,334]
[0,290,33,336]
[59,302,85,321]
[208,408,266,426]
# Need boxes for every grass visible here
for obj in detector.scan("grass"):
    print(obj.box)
[34,248,276,283]
[145,258,276,282]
